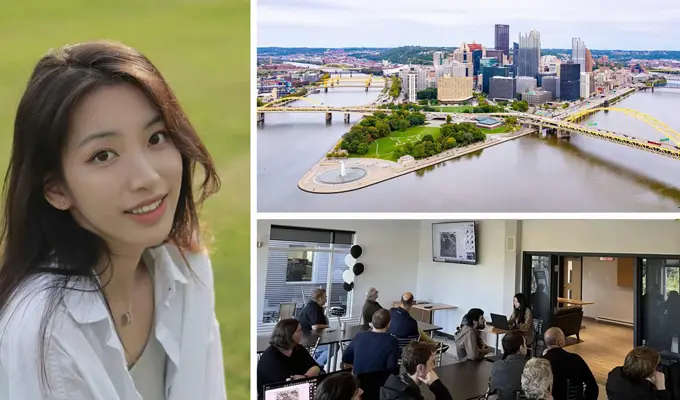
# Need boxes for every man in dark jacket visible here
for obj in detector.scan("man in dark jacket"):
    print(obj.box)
[606,346,669,400]
[362,287,383,326]
[541,327,598,400]
[380,341,452,400]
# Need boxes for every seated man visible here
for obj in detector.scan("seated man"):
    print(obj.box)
[380,341,453,400]
[541,327,598,400]
[362,287,383,326]
[298,288,331,366]
[388,292,449,353]
[342,309,400,375]
[453,308,492,361]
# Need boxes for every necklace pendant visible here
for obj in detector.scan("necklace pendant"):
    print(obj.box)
[122,311,133,326]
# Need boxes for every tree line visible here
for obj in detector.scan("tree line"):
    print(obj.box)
[339,110,426,155]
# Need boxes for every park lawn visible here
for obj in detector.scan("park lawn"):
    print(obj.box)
[482,125,516,134]
[0,1,250,400]
[365,126,441,160]
[435,105,475,112]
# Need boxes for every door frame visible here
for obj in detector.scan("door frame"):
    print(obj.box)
[522,251,680,348]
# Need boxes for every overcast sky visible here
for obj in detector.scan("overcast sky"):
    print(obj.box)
[257,0,680,50]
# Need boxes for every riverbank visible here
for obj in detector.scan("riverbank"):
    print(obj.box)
[298,127,536,194]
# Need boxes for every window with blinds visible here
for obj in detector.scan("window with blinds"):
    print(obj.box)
[262,226,355,323]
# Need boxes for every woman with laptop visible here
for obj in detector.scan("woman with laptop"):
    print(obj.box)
[508,293,534,347]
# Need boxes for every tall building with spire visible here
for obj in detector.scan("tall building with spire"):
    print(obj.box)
[572,37,586,73]
[517,30,540,78]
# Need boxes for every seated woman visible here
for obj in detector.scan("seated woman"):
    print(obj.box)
[521,358,554,400]
[314,372,363,400]
[606,346,669,400]
[257,319,321,398]
[454,308,492,361]
[490,331,528,400]
[508,293,534,347]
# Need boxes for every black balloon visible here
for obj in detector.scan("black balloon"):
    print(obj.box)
[353,263,364,276]
[343,282,354,291]
[350,245,363,258]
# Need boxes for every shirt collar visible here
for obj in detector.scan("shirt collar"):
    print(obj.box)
[62,245,190,325]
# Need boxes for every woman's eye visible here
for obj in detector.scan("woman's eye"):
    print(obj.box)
[91,150,117,163]
[149,131,168,146]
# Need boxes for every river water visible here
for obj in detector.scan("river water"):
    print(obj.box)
[257,74,680,212]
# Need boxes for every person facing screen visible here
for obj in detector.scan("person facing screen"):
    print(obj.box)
[606,346,669,400]
[258,318,321,398]
[314,372,363,400]
[0,40,224,399]
[342,308,399,375]
[490,331,527,400]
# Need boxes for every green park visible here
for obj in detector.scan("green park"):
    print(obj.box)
[0,1,249,399]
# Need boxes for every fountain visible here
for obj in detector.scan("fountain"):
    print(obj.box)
[314,159,368,185]
[340,160,347,177]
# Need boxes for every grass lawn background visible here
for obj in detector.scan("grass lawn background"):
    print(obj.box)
[0,1,250,399]
[435,105,475,112]
[347,126,440,160]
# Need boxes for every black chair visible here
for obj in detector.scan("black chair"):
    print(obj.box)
[515,390,527,400]
[394,334,420,365]
[356,369,392,400]
[531,319,544,357]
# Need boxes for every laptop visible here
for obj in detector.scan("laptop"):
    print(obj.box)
[263,369,352,400]
[490,313,511,330]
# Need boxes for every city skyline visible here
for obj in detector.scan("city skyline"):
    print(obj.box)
[257,0,680,50]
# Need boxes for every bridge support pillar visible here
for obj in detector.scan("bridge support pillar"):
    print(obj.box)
[326,112,333,124]
[257,112,265,125]
[344,113,350,123]
[350,72,353,77]
[556,129,570,139]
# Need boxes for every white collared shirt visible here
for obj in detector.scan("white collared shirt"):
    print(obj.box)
[0,244,226,399]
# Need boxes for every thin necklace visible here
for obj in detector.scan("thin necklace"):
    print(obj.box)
[122,302,133,326]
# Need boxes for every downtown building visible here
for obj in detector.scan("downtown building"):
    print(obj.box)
[572,37,587,73]
[437,74,473,103]
[522,90,552,105]
[541,76,560,99]
[516,76,538,97]
[489,76,516,100]
[560,62,581,101]
[517,30,541,78]
[495,24,510,57]
[481,66,509,94]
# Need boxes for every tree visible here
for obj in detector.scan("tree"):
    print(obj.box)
[562,103,569,109]
[257,98,264,107]
[412,143,426,158]
[375,121,391,138]
[416,88,438,100]
[511,101,529,112]
[446,115,452,124]
[422,134,434,143]
[356,143,368,155]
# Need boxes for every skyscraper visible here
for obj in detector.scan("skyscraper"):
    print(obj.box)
[585,49,593,73]
[495,24,510,56]
[517,30,540,78]
[572,38,586,73]
[560,62,581,101]
[433,51,444,67]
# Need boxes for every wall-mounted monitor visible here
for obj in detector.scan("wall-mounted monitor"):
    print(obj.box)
[432,221,478,265]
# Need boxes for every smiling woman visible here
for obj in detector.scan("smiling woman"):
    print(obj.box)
[0,41,224,399]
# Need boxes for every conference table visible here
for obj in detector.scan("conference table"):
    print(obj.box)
[257,321,443,372]
[421,359,493,400]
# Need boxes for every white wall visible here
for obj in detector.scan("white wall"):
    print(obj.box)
[256,220,421,323]
[416,220,521,336]
[523,220,680,254]
[581,257,634,323]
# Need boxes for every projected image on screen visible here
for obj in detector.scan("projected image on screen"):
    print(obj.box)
[432,222,477,264]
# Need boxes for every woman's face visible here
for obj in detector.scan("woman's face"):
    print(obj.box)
[46,84,183,255]
[292,324,302,344]
[513,297,520,309]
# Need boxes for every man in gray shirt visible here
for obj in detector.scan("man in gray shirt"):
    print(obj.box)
[362,287,382,326]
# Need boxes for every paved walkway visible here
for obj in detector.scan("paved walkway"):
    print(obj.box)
[298,128,535,194]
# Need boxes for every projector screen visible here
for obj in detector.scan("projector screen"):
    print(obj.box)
[432,221,478,265]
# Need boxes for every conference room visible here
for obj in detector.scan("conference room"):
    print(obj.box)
[255,219,680,399]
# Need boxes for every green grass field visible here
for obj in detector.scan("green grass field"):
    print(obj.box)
[362,126,441,160]
[482,126,515,134]
[0,1,250,399]
[435,105,475,112]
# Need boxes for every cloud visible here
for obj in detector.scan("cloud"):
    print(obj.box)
[257,0,680,49]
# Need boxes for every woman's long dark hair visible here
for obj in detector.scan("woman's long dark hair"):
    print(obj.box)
[0,40,220,389]
[314,372,359,400]
[514,293,529,322]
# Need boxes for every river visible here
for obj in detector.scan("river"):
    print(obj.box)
[257,74,680,212]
